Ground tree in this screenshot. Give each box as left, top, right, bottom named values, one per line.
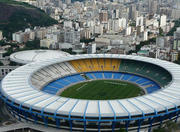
left=167, top=19, right=180, bottom=36
left=0, top=61, right=3, bottom=66
left=159, top=28, right=164, bottom=36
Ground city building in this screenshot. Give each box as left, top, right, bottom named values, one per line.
left=99, top=10, right=108, bottom=23
left=87, top=43, right=96, bottom=54
left=0, top=31, right=3, bottom=40
left=40, top=39, right=54, bottom=48
left=160, top=15, right=167, bottom=27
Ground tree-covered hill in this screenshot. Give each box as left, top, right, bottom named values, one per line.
left=0, top=0, right=58, bottom=39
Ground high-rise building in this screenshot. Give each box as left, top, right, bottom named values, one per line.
left=0, top=31, right=3, bottom=40
left=148, top=0, right=158, bottom=14
left=99, top=10, right=108, bottom=23
left=173, top=28, right=180, bottom=51
left=64, top=29, right=80, bottom=44
left=136, top=16, right=144, bottom=27
left=119, top=18, right=127, bottom=29
left=129, top=4, right=137, bottom=20
left=160, top=15, right=167, bottom=27
left=126, top=26, right=131, bottom=36
left=156, top=37, right=165, bottom=48
left=112, top=9, right=119, bottom=19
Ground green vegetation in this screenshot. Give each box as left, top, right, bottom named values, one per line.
left=60, top=80, right=144, bottom=100
left=0, top=0, right=36, bottom=7
left=2, top=39, right=47, bottom=57
left=61, top=48, right=76, bottom=55
left=9, top=61, right=18, bottom=66
left=0, top=61, right=3, bottom=66
left=80, top=38, right=95, bottom=44
left=159, top=28, right=164, bottom=36
left=128, top=38, right=156, bottom=54
left=0, top=0, right=58, bottom=39
left=129, top=22, right=136, bottom=27
left=167, top=19, right=180, bottom=36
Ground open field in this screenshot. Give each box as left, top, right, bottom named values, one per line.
left=60, top=80, right=144, bottom=100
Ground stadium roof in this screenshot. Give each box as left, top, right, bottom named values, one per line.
left=10, top=50, right=70, bottom=64
left=2, top=54, right=180, bottom=119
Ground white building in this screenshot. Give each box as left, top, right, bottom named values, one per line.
left=126, top=26, right=131, bottom=36
left=119, top=18, right=127, bottom=29
left=12, top=31, right=24, bottom=43
left=160, top=15, right=167, bottom=27
left=64, top=21, right=73, bottom=29
left=40, top=39, right=54, bottom=48
left=143, top=31, right=148, bottom=41
left=29, top=31, right=35, bottom=40
left=94, top=25, right=103, bottom=35
left=0, top=31, right=3, bottom=40
left=156, top=37, right=165, bottom=48
left=136, top=16, right=144, bottom=27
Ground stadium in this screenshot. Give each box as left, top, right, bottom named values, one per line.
left=1, top=54, right=180, bottom=132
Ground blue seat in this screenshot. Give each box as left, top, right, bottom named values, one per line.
left=56, top=79, right=71, bottom=86
left=74, top=74, right=85, bottom=81
left=136, top=78, right=150, bottom=85
left=86, top=73, right=94, bottom=79
left=104, top=72, right=112, bottom=79
left=49, top=83, right=63, bottom=88
left=141, top=81, right=154, bottom=86
left=146, top=85, right=160, bottom=93
left=42, top=86, right=59, bottom=94
left=113, top=73, right=122, bottom=79
left=65, top=76, right=78, bottom=83
left=129, top=76, right=141, bottom=82
left=122, top=74, right=132, bottom=80
left=93, top=72, right=103, bottom=79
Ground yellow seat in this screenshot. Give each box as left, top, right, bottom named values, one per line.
left=70, top=58, right=121, bottom=72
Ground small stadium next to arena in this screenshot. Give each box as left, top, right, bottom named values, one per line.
left=1, top=54, right=180, bottom=132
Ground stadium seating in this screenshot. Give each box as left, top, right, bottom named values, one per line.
left=69, top=58, right=121, bottom=72
left=31, top=62, right=77, bottom=89
left=86, top=73, right=95, bottom=79
left=93, top=72, right=103, bottom=79
left=118, top=59, right=171, bottom=87
left=104, top=72, right=113, bottom=79
left=41, top=71, right=161, bottom=95
left=36, top=58, right=171, bottom=95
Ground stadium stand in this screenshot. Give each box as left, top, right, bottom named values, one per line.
left=41, top=71, right=160, bottom=95
left=118, top=59, right=171, bottom=87
left=69, top=58, right=121, bottom=72
left=2, top=55, right=176, bottom=132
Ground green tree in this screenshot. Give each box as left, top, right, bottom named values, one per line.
left=167, top=19, right=180, bottom=36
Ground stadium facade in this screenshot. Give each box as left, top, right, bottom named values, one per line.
left=1, top=54, right=180, bottom=132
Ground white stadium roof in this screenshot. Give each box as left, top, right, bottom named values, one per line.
left=10, top=50, right=70, bottom=64
left=2, top=54, right=180, bottom=118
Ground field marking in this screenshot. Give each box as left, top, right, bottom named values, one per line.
left=104, top=81, right=127, bottom=86
left=76, top=83, right=88, bottom=91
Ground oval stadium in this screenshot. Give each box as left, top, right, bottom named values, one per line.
left=1, top=54, right=180, bottom=132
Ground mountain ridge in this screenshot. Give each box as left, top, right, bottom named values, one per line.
left=0, top=0, right=58, bottom=39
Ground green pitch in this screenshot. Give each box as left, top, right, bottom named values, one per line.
left=60, top=80, right=144, bottom=100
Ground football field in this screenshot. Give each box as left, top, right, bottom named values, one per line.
left=60, top=80, right=144, bottom=100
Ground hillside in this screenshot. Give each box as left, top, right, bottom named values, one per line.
left=0, top=0, right=58, bottom=39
